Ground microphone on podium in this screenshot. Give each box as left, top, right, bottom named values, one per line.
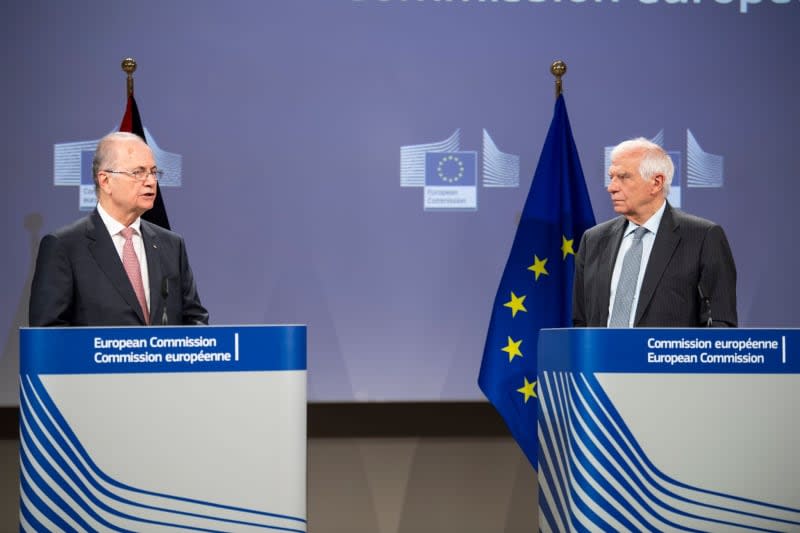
left=161, top=277, right=169, bottom=326
left=698, top=285, right=712, bottom=327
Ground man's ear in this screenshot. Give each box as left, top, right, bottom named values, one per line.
left=97, top=172, right=112, bottom=194
left=651, top=173, right=665, bottom=194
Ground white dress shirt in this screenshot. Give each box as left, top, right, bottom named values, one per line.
left=607, top=201, right=666, bottom=327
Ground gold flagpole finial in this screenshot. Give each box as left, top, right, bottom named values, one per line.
left=121, top=57, right=137, bottom=97
left=551, top=60, right=566, bottom=98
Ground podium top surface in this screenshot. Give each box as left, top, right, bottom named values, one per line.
left=538, top=328, right=800, bottom=374
left=20, top=325, right=306, bottom=375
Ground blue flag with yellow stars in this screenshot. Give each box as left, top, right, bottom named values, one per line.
left=478, top=94, right=595, bottom=470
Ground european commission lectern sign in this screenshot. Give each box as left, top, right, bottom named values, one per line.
left=19, top=325, right=307, bottom=532
left=537, top=328, right=800, bottom=532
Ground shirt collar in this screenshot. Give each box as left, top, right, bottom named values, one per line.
left=96, top=203, right=142, bottom=237
left=624, top=200, right=666, bottom=237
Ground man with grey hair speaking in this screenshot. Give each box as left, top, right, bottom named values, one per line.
left=573, top=137, right=737, bottom=327
left=29, top=132, right=209, bottom=327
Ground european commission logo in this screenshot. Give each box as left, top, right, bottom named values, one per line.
left=53, top=128, right=182, bottom=212
left=401, top=129, right=520, bottom=211
left=604, top=129, right=724, bottom=208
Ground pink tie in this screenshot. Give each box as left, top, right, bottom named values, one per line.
left=121, top=227, right=150, bottom=324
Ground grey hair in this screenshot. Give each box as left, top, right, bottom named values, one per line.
left=611, top=137, right=674, bottom=198
left=91, top=132, right=146, bottom=194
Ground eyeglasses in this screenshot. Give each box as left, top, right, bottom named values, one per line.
left=103, top=167, right=164, bottom=181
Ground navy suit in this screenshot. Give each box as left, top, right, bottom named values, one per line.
left=29, top=209, right=208, bottom=327
left=573, top=203, right=737, bottom=327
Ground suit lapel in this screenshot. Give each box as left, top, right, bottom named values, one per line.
left=595, top=217, right=627, bottom=325
left=141, top=221, right=164, bottom=324
left=86, top=210, right=147, bottom=324
left=635, top=204, right=680, bottom=325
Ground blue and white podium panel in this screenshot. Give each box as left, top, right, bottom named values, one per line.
left=537, top=328, right=800, bottom=532
left=19, top=325, right=307, bottom=532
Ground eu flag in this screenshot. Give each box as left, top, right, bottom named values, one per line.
left=478, top=95, right=595, bottom=469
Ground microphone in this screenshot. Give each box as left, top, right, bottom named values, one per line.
left=697, top=285, right=712, bottom=327
left=161, top=278, right=169, bottom=326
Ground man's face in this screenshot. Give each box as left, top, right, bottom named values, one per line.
left=98, top=139, right=157, bottom=224
left=607, top=148, right=662, bottom=224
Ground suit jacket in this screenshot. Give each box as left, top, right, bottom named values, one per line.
left=29, top=209, right=209, bottom=327
left=573, top=203, right=737, bottom=327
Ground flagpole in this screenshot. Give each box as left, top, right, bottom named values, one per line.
left=117, top=57, right=172, bottom=230
left=551, top=60, right=566, bottom=98
left=122, top=57, right=136, bottom=97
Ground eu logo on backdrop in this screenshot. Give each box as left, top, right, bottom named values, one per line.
left=604, top=129, right=724, bottom=208
left=424, top=152, right=478, bottom=211
left=401, top=128, right=520, bottom=212
left=53, top=128, right=183, bottom=212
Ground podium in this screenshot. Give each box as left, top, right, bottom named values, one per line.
left=18, top=325, right=307, bottom=532
left=537, top=328, right=800, bottom=532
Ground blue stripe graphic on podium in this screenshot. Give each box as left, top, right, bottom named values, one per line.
left=538, top=371, right=800, bottom=530
left=19, top=374, right=307, bottom=531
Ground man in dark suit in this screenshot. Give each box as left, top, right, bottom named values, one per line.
left=573, top=137, right=736, bottom=327
left=29, top=132, right=209, bottom=327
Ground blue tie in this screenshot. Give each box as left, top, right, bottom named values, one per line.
left=609, top=226, right=648, bottom=328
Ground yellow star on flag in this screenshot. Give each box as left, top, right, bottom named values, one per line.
left=561, top=235, right=575, bottom=260
left=501, top=336, right=523, bottom=362
left=517, top=377, right=537, bottom=403
left=527, top=255, right=549, bottom=281
left=503, top=292, right=527, bottom=317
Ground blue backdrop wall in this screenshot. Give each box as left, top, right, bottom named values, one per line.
left=2, top=0, right=798, bottom=404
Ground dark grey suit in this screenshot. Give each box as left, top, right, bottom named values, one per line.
left=573, top=203, right=737, bottom=327
left=29, top=209, right=209, bottom=327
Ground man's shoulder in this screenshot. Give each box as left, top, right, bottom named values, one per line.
left=669, top=206, right=719, bottom=231
left=140, top=220, right=184, bottom=244
left=49, top=213, right=94, bottom=241
left=584, top=217, right=624, bottom=239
